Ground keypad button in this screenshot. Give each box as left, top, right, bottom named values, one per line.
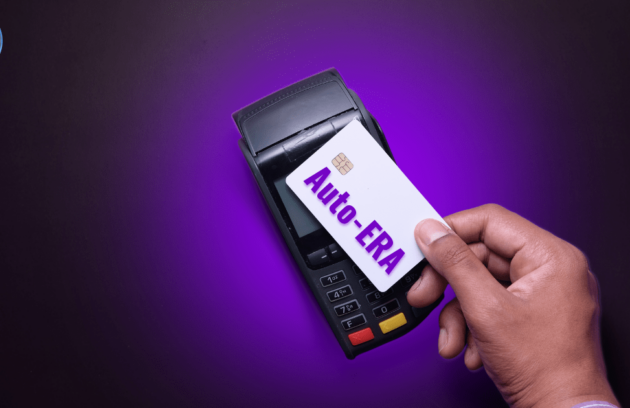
left=320, top=271, right=346, bottom=287
left=334, top=300, right=360, bottom=317
left=328, top=243, right=343, bottom=260
left=348, top=327, right=374, bottom=346
left=341, top=314, right=367, bottom=331
left=411, top=304, right=435, bottom=319
left=379, top=312, right=407, bottom=334
left=359, top=278, right=374, bottom=291
left=405, top=291, right=431, bottom=319
left=366, top=288, right=393, bottom=304
left=352, top=265, right=364, bottom=276
left=327, top=285, right=353, bottom=302
left=307, top=248, right=329, bottom=267
left=373, top=299, right=400, bottom=318
left=400, top=271, right=421, bottom=288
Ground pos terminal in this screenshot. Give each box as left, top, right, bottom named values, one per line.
left=233, top=69, right=442, bottom=359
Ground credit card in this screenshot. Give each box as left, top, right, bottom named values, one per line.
left=286, top=120, right=445, bottom=292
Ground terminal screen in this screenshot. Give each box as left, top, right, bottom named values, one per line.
left=274, top=176, right=322, bottom=238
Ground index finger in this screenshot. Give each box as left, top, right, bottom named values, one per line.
left=444, top=204, right=561, bottom=280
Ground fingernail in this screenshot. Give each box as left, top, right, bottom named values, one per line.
left=410, top=274, right=423, bottom=292
left=465, top=344, right=472, bottom=359
left=438, top=328, right=448, bottom=353
left=464, top=342, right=474, bottom=364
left=416, top=219, right=450, bottom=246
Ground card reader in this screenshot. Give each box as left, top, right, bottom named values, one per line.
left=233, top=68, right=442, bottom=359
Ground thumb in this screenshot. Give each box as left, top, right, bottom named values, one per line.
left=414, top=219, right=505, bottom=309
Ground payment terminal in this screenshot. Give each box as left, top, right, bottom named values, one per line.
left=233, top=69, right=442, bottom=359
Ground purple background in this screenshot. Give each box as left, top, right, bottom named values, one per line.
left=1, top=1, right=629, bottom=406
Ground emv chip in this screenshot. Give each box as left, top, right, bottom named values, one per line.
left=332, top=153, right=353, bottom=175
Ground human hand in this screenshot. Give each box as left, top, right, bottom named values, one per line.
left=407, top=204, right=619, bottom=408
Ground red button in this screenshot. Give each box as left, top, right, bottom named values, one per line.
left=348, top=327, right=374, bottom=346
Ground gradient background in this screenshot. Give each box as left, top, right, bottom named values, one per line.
left=1, top=1, right=629, bottom=407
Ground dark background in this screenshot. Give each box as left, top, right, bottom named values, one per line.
left=1, top=1, right=629, bottom=407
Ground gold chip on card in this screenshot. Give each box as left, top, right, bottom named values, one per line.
left=332, top=153, right=353, bottom=175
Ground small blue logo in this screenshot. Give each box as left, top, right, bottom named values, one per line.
left=0, top=28, right=3, bottom=54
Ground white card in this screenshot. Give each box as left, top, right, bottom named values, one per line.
left=286, top=120, right=445, bottom=292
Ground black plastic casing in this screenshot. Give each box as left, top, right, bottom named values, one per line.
left=233, top=69, right=441, bottom=359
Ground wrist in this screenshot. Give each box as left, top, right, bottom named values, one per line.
left=569, top=401, right=619, bottom=408
left=511, top=361, right=617, bottom=408
left=532, top=394, right=619, bottom=408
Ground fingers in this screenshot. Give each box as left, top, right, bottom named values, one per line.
left=443, top=204, right=531, bottom=258
left=407, top=265, right=448, bottom=308
left=444, top=204, right=560, bottom=281
left=415, top=219, right=506, bottom=309
left=407, top=243, right=511, bottom=309
left=439, top=298, right=485, bottom=370
left=468, top=242, right=511, bottom=282
left=464, top=331, right=483, bottom=370
left=438, top=298, right=467, bottom=359
left=587, top=270, right=601, bottom=315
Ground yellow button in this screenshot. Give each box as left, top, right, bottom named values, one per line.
left=379, top=312, right=407, bottom=334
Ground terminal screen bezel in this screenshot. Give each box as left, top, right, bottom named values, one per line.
left=259, top=148, right=336, bottom=267
left=257, top=115, right=388, bottom=269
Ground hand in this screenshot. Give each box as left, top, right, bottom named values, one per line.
left=407, top=204, right=619, bottom=408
